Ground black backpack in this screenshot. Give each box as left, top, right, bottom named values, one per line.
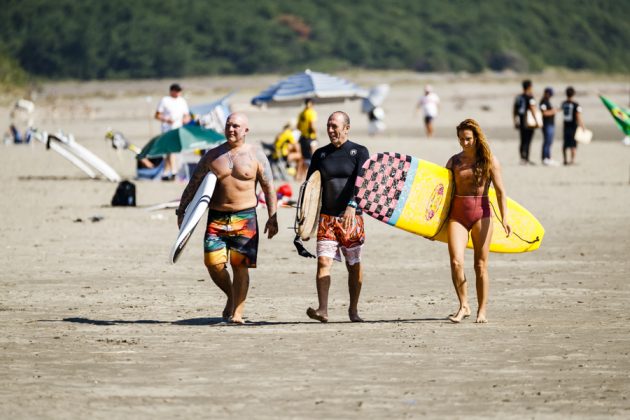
left=111, top=180, right=136, bottom=207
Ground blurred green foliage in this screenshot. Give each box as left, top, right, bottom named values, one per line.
left=0, top=0, right=628, bottom=81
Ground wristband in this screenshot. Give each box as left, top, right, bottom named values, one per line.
left=347, top=200, right=357, bottom=209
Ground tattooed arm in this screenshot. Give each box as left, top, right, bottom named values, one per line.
left=176, top=152, right=212, bottom=228
left=254, top=145, right=278, bottom=239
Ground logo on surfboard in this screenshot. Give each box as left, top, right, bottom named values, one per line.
left=425, top=184, right=445, bottom=221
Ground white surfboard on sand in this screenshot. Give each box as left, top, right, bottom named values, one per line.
left=50, top=132, right=121, bottom=182
left=145, top=200, right=180, bottom=212
left=32, top=130, right=97, bottom=179
left=169, top=172, right=217, bottom=264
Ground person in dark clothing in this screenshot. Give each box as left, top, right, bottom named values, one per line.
left=513, top=80, right=539, bottom=165
left=304, top=111, right=370, bottom=323
left=561, top=86, right=586, bottom=165
left=539, top=87, right=560, bottom=166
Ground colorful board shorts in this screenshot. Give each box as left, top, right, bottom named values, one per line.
left=204, top=207, right=258, bottom=268
left=316, top=213, right=365, bottom=265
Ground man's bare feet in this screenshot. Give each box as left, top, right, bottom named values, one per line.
left=306, top=307, right=328, bottom=323
left=230, top=316, right=245, bottom=325
left=448, top=306, right=471, bottom=323
left=349, top=310, right=364, bottom=322
left=475, top=312, right=488, bottom=323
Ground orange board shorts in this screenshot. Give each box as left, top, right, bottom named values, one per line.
left=316, top=213, right=365, bottom=264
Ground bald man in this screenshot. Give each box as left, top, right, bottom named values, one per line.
left=177, top=113, right=278, bottom=324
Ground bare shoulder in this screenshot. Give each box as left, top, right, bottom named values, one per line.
left=250, top=143, right=267, bottom=161
left=446, top=153, right=460, bottom=169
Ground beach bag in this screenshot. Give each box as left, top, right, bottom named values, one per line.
left=111, top=180, right=136, bottom=206
left=574, top=127, right=593, bottom=144
left=526, top=109, right=542, bottom=128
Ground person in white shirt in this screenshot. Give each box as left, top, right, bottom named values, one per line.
left=155, top=83, right=191, bottom=180
left=417, top=84, right=440, bottom=137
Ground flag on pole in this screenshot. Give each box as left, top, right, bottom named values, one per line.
left=599, top=95, right=630, bottom=136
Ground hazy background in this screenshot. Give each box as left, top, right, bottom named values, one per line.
left=1, top=0, right=629, bottom=87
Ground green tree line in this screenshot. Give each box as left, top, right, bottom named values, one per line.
left=0, top=0, right=628, bottom=81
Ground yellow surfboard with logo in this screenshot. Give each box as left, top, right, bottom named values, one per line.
left=354, top=153, right=544, bottom=253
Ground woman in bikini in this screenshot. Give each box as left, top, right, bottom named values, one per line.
left=446, top=119, right=511, bottom=323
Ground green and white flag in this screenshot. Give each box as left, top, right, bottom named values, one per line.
left=599, top=95, right=630, bottom=136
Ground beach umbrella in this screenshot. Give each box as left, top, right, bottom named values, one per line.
left=137, top=124, right=225, bottom=158
left=251, top=69, right=369, bottom=107
left=190, top=92, right=234, bottom=132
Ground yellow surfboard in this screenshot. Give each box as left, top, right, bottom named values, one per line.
left=355, top=153, right=544, bottom=253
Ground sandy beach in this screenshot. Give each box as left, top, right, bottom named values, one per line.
left=1, top=71, right=629, bottom=418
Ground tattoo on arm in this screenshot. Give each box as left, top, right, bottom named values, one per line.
left=255, top=146, right=277, bottom=216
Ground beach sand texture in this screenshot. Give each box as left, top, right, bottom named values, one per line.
left=1, top=72, right=629, bottom=418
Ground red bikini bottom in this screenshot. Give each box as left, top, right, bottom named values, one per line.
left=450, top=195, right=491, bottom=231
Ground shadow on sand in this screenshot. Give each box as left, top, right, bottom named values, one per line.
left=45, top=316, right=447, bottom=327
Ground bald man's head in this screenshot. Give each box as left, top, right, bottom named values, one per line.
left=225, top=112, right=250, bottom=145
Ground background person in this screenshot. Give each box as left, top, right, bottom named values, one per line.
left=273, top=120, right=302, bottom=180
left=416, top=84, right=440, bottom=137
left=304, top=111, right=370, bottom=323
left=561, top=86, right=586, bottom=166
left=445, top=119, right=511, bottom=324
left=155, top=83, right=191, bottom=180
left=539, top=87, right=560, bottom=166
left=297, top=98, right=318, bottom=180
left=176, top=112, right=278, bottom=324
left=513, top=80, right=538, bottom=165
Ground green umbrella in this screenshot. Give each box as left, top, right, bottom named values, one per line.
left=137, top=125, right=225, bottom=158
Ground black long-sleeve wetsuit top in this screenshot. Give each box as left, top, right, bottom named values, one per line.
left=306, top=140, right=370, bottom=217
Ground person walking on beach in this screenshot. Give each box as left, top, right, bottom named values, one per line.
left=561, top=86, right=586, bottom=166
left=155, top=83, right=191, bottom=180
left=540, top=87, right=560, bottom=166
left=417, top=84, right=440, bottom=137
left=446, top=119, right=511, bottom=324
left=513, top=80, right=539, bottom=165
left=297, top=98, right=318, bottom=181
left=304, top=111, right=370, bottom=323
left=176, top=112, right=278, bottom=324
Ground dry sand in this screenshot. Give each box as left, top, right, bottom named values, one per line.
left=1, top=71, right=629, bottom=419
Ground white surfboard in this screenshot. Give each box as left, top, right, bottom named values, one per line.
left=32, top=130, right=98, bottom=178
left=169, top=172, right=217, bottom=264
left=145, top=199, right=180, bottom=212
left=51, top=132, right=121, bottom=182
left=48, top=139, right=98, bottom=179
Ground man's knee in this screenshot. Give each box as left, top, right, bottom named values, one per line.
left=206, top=262, right=227, bottom=276
left=317, top=256, right=333, bottom=274
left=230, top=250, right=255, bottom=269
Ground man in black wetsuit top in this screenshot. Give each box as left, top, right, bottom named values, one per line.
left=304, top=111, right=370, bottom=323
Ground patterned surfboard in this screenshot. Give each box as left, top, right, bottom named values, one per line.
left=355, top=152, right=544, bottom=253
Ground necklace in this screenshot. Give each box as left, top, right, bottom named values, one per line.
left=226, top=151, right=234, bottom=169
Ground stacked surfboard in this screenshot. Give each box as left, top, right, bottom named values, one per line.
left=33, top=130, right=121, bottom=182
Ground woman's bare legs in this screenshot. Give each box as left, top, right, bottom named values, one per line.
left=470, top=217, right=493, bottom=323
left=447, top=221, right=471, bottom=322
